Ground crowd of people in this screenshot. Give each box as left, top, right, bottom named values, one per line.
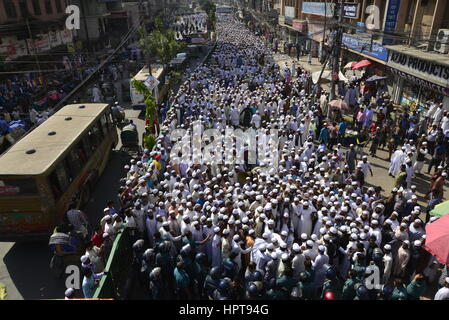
left=174, top=12, right=208, bottom=41
left=60, top=14, right=449, bottom=300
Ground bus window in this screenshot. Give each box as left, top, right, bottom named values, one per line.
left=66, top=148, right=82, bottom=178
left=54, top=162, right=70, bottom=190
left=82, top=136, right=93, bottom=158
left=96, top=121, right=104, bottom=139
left=100, top=114, right=109, bottom=134
left=105, top=111, right=113, bottom=130
left=48, top=172, right=62, bottom=200
left=76, top=140, right=88, bottom=163
left=0, top=179, right=38, bottom=197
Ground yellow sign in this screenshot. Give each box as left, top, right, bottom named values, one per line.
left=67, top=42, right=75, bottom=53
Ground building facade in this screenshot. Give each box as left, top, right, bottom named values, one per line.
left=276, top=0, right=449, bottom=109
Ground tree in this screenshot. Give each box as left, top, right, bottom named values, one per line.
left=131, top=79, right=158, bottom=150
left=138, top=16, right=186, bottom=67
left=199, top=0, right=217, bottom=32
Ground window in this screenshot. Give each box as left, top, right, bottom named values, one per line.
left=55, top=0, right=62, bottom=13
left=0, top=179, right=38, bottom=197
left=100, top=114, right=109, bottom=134
left=45, top=0, right=53, bottom=14
left=88, top=122, right=104, bottom=150
left=54, top=163, right=70, bottom=192
left=18, top=0, right=29, bottom=17
left=32, top=0, right=41, bottom=15
left=105, top=111, right=113, bottom=130
left=81, top=136, right=93, bottom=158
left=65, top=149, right=83, bottom=179
left=3, top=0, right=18, bottom=18
left=76, top=140, right=88, bottom=164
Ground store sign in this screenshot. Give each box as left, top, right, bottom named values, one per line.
left=49, top=31, right=62, bottom=48
left=293, top=21, right=308, bottom=32
left=0, top=38, right=28, bottom=61
left=342, top=3, right=360, bottom=19
left=383, top=0, right=401, bottom=45
left=342, top=33, right=389, bottom=61
left=61, top=29, right=74, bottom=44
left=285, top=6, right=295, bottom=18
left=27, top=34, right=51, bottom=53
left=387, top=67, right=449, bottom=96
left=388, top=51, right=449, bottom=88
left=302, top=2, right=335, bottom=17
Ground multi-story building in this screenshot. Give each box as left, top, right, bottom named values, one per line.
left=277, top=0, right=449, bottom=109
left=0, top=0, right=74, bottom=61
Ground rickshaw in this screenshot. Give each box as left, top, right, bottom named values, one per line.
left=49, top=228, right=85, bottom=279
left=120, top=124, right=141, bottom=154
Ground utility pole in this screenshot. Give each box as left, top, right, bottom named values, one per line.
left=330, top=0, right=344, bottom=102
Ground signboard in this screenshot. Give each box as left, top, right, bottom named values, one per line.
left=27, top=34, right=51, bottom=53
left=342, top=3, right=360, bottom=19
left=285, top=6, right=295, bottom=18
left=293, top=21, right=308, bottom=32
left=0, top=186, right=20, bottom=196
left=61, top=29, right=74, bottom=44
left=67, top=43, right=75, bottom=53
left=387, top=66, right=449, bottom=96
left=144, top=76, right=160, bottom=90
left=302, top=2, right=335, bottom=17
left=0, top=38, right=28, bottom=61
left=388, top=51, right=449, bottom=89
left=342, top=33, right=389, bottom=61
left=49, top=31, right=62, bottom=48
left=383, top=0, right=401, bottom=45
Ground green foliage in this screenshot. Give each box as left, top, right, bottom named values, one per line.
left=143, top=134, right=156, bottom=151
left=138, top=17, right=186, bottom=66
left=0, top=283, right=6, bottom=300
left=131, top=79, right=157, bottom=126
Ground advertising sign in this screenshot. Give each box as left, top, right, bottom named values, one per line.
left=383, top=0, right=401, bottom=45
left=342, top=33, right=389, bottom=61
left=342, top=3, right=360, bottom=19
left=302, top=2, right=335, bottom=17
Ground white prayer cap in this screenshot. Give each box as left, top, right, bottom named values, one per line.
left=233, top=234, right=240, bottom=241
left=214, top=227, right=220, bottom=233
left=384, top=244, right=392, bottom=251
left=318, top=245, right=326, bottom=252
left=271, top=252, right=278, bottom=259
left=414, top=240, right=422, bottom=246
left=301, top=233, right=308, bottom=240
left=259, top=244, right=267, bottom=252
left=65, top=288, right=75, bottom=298
left=293, top=243, right=301, bottom=252
left=267, top=219, right=275, bottom=225
left=262, top=232, right=270, bottom=239
left=222, top=229, right=230, bottom=235
left=306, top=240, right=314, bottom=247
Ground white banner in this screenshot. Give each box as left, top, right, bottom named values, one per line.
left=27, top=34, right=51, bottom=53
left=49, top=31, right=62, bottom=48
left=0, top=38, right=28, bottom=61
left=60, top=29, right=74, bottom=44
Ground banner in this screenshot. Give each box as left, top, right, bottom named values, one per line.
left=342, top=33, right=389, bottom=61
left=27, top=34, right=51, bottom=53
left=61, top=29, right=74, bottom=44
left=0, top=38, right=28, bottom=61
left=49, top=31, right=62, bottom=48
left=342, top=3, right=360, bottom=19
left=383, top=0, right=401, bottom=45
left=302, top=2, right=335, bottom=17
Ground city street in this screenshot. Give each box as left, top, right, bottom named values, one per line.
left=0, top=108, right=145, bottom=300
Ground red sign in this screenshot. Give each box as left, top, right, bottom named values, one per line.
left=293, top=22, right=307, bottom=32
left=0, top=186, right=20, bottom=196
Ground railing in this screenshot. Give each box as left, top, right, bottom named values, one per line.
left=93, top=228, right=133, bottom=299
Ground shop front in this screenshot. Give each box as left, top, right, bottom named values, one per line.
left=386, top=48, right=449, bottom=112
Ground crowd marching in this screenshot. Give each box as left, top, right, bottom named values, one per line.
left=60, top=14, right=449, bottom=300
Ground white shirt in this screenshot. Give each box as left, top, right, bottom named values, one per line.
left=434, top=287, right=449, bottom=300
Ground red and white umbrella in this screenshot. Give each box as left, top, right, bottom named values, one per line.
left=424, top=214, right=449, bottom=265
left=352, top=59, right=372, bottom=70
left=343, top=61, right=357, bottom=69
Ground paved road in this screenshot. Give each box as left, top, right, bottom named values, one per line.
left=0, top=108, right=144, bottom=300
